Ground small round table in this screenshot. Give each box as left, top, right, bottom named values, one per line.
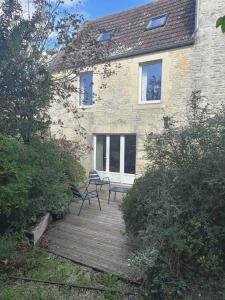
left=108, top=186, right=131, bottom=204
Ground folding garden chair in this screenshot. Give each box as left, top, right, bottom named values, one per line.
left=71, top=185, right=101, bottom=216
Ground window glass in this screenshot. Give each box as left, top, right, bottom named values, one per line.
left=124, top=135, right=136, bottom=174
left=97, top=31, right=112, bottom=42
left=147, top=15, right=167, bottom=29
left=80, top=73, right=93, bottom=106
left=110, top=135, right=120, bottom=173
left=141, top=62, right=162, bottom=102
left=96, top=135, right=106, bottom=171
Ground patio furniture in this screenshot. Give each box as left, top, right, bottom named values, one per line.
left=88, top=170, right=110, bottom=191
left=71, top=185, right=101, bottom=216
left=108, top=186, right=131, bottom=204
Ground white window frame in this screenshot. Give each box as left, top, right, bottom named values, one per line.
left=139, top=60, right=163, bottom=104
left=78, top=72, right=93, bottom=108
left=94, top=135, right=125, bottom=174
left=93, top=135, right=136, bottom=184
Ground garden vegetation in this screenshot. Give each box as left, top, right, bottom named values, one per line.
left=0, top=0, right=86, bottom=261
left=0, top=0, right=87, bottom=233
left=122, top=92, right=225, bottom=299
left=0, top=136, right=85, bottom=234
left=0, top=0, right=116, bottom=277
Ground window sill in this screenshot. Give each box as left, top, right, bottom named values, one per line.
left=136, top=101, right=164, bottom=109
left=78, top=105, right=93, bottom=110
left=139, top=100, right=161, bottom=104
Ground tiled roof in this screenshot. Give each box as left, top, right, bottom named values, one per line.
left=85, top=0, right=196, bottom=59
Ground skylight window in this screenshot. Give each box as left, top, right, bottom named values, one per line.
left=97, top=31, right=112, bottom=42
left=147, top=15, right=167, bottom=30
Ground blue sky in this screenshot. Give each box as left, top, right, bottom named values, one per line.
left=81, top=0, right=152, bottom=20
left=20, top=0, right=153, bottom=21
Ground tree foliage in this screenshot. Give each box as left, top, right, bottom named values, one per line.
left=0, top=0, right=52, bottom=143
left=122, top=92, right=225, bottom=298
left=0, top=0, right=118, bottom=238
left=0, top=0, right=113, bottom=235
left=216, top=15, right=225, bottom=33
left=0, top=0, right=115, bottom=144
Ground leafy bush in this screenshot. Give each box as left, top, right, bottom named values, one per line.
left=0, top=136, right=85, bottom=233
left=122, top=92, right=225, bottom=298
left=0, top=234, right=20, bottom=261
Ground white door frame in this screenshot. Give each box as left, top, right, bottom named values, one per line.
left=93, top=135, right=136, bottom=184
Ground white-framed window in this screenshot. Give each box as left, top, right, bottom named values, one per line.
left=140, top=60, right=162, bottom=103
left=79, top=72, right=93, bottom=107
left=95, top=135, right=136, bottom=174
left=93, top=134, right=136, bottom=184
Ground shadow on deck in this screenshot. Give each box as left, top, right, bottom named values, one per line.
left=46, top=191, right=138, bottom=282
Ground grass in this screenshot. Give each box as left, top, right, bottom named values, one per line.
left=1, top=243, right=223, bottom=299
left=0, top=247, right=141, bottom=300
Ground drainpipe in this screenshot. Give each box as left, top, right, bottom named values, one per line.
left=192, top=0, right=200, bottom=40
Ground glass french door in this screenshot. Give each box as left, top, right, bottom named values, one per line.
left=94, top=135, right=136, bottom=184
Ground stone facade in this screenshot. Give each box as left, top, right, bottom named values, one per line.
left=191, top=0, right=225, bottom=105
left=51, top=0, right=225, bottom=184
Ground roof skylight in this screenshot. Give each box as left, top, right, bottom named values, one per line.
left=147, top=15, right=167, bottom=30
left=96, top=31, right=112, bottom=42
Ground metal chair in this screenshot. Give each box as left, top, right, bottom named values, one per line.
left=71, top=185, right=101, bottom=216
left=88, top=170, right=110, bottom=191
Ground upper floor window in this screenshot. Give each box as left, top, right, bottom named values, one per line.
left=140, top=61, right=162, bottom=103
left=96, top=31, right=112, bottom=42
left=147, top=15, right=167, bottom=30
left=79, top=73, right=93, bottom=107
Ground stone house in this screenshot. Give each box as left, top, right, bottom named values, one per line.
left=51, top=0, right=225, bottom=184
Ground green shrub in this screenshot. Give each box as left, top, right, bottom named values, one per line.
left=0, top=136, right=85, bottom=233
left=0, top=137, right=32, bottom=232
left=122, top=92, right=225, bottom=298
left=0, top=234, right=20, bottom=261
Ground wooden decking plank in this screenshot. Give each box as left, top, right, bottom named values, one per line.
left=47, top=232, right=131, bottom=267
left=48, top=239, right=130, bottom=270
left=48, top=242, right=132, bottom=279
left=47, top=233, right=132, bottom=263
left=47, top=233, right=132, bottom=262
left=48, top=223, right=133, bottom=247
left=46, top=196, right=135, bottom=281
left=62, top=216, right=125, bottom=231
left=68, top=208, right=124, bottom=224
left=48, top=249, right=131, bottom=280
left=69, top=200, right=123, bottom=217
left=63, top=218, right=125, bottom=234
left=51, top=215, right=126, bottom=235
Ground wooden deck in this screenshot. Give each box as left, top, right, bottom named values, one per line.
left=46, top=191, right=138, bottom=281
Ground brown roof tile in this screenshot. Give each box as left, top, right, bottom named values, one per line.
left=86, top=0, right=196, bottom=58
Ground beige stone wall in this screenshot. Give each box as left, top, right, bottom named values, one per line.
left=190, top=0, right=225, bottom=106
left=66, top=47, right=194, bottom=177
left=51, top=0, right=225, bottom=180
